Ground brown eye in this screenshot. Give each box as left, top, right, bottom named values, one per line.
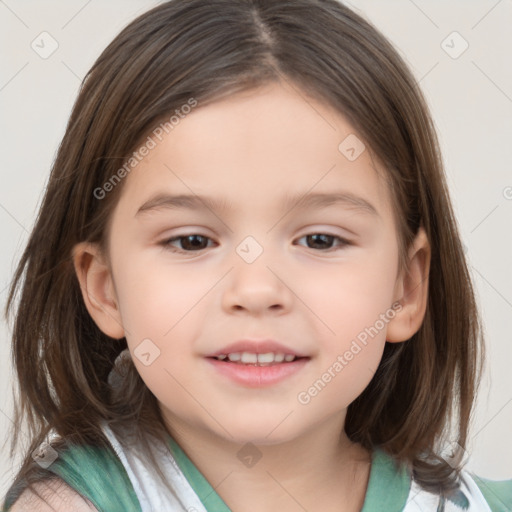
left=295, top=233, right=351, bottom=251
left=161, top=234, right=214, bottom=253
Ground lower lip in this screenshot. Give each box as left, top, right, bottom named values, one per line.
left=205, top=357, right=310, bottom=387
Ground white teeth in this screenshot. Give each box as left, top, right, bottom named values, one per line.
left=257, top=352, right=275, bottom=364
left=216, top=352, right=298, bottom=364
left=240, top=352, right=258, bottom=363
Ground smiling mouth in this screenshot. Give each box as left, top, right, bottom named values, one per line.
left=208, top=352, right=309, bottom=366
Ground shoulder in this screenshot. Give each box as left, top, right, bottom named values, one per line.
left=42, top=435, right=142, bottom=511
left=406, top=471, right=512, bottom=512
left=4, top=428, right=141, bottom=512
left=9, top=478, right=98, bottom=512
left=469, top=473, right=512, bottom=512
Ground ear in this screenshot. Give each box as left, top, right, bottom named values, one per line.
left=386, top=226, right=431, bottom=343
left=72, top=242, right=125, bottom=339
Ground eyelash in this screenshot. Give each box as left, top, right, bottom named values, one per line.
left=159, top=233, right=352, bottom=254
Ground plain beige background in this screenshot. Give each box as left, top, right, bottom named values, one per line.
left=1, top=0, right=511, bottom=499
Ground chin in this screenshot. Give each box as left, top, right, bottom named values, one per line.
left=215, top=417, right=305, bottom=447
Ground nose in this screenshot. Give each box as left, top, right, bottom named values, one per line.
left=221, top=248, right=293, bottom=316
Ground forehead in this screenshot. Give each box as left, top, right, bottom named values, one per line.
left=114, top=81, right=394, bottom=222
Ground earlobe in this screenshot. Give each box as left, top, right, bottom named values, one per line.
left=72, top=242, right=125, bottom=339
left=386, top=226, right=431, bottom=343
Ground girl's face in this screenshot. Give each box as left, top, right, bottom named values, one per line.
left=86, top=81, right=426, bottom=445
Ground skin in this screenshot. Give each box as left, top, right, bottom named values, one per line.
left=74, top=80, right=430, bottom=512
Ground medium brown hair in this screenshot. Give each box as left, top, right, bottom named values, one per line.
left=2, top=0, right=484, bottom=506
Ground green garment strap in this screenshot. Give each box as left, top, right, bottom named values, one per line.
left=360, top=448, right=411, bottom=512
left=167, top=437, right=412, bottom=512
left=47, top=443, right=142, bottom=512
left=167, top=434, right=232, bottom=511
left=472, top=474, right=512, bottom=512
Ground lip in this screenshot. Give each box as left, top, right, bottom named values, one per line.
left=205, top=357, right=310, bottom=387
left=205, top=339, right=309, bottom=358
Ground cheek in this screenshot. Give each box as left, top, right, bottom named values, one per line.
left=111, top=256, right=213, bottom=392
left=297, top=251, right=398, bottom=338
left=296, top=275, right=392, bottom=414
left=293, top=255, right=396, bottom=406
left=296, top=342, right=385, bottom=421
left=113, top=255, right=211, bottom=337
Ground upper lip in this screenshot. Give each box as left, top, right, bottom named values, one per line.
left=206, top=340, right=310, bottom=358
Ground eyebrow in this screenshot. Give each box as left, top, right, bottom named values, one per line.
left=135, top=191, right=380, bottom=218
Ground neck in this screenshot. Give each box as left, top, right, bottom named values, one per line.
left=161, top=411, right=372, bottom=512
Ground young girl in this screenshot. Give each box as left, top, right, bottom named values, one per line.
left=2, top=0, right=511, bottom=511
